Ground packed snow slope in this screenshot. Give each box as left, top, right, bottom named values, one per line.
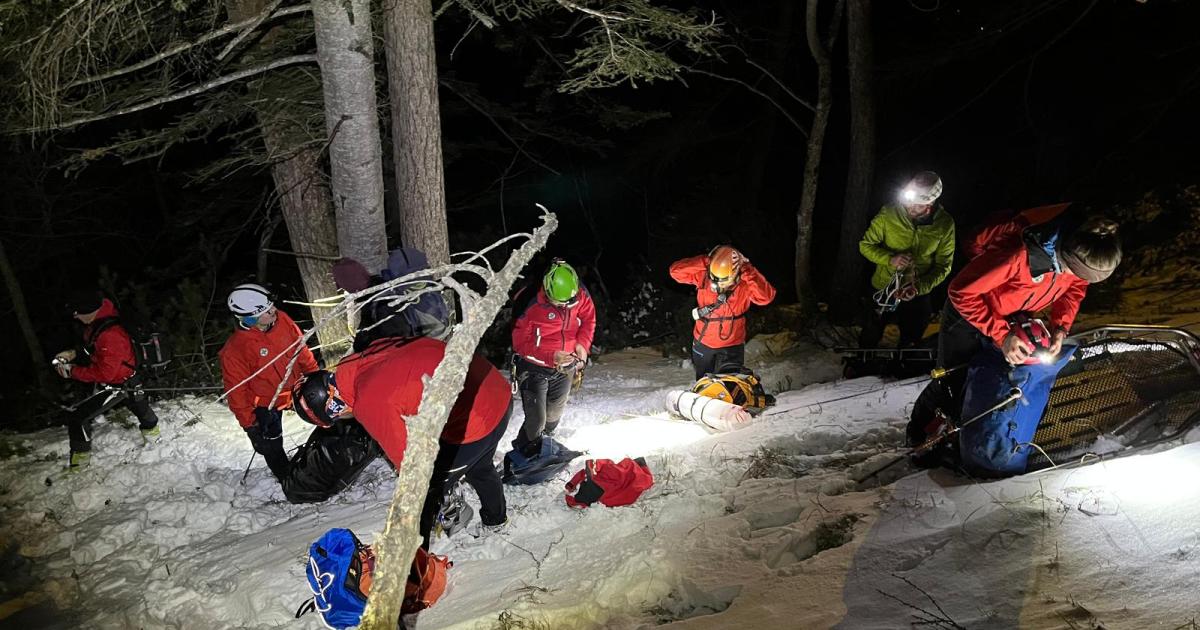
left=2, top=331, right=1200, bottom=629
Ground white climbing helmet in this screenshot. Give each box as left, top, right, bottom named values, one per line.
left=227, top=283, right=274, bottom=317
left=900, top=171, right=943, bottom=205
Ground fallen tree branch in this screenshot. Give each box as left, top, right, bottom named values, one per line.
left=360, top=210, right=558, bottom=628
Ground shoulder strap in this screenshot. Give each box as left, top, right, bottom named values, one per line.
left=87, top=317, right=122, bottom=346
left=294, top=598, right=317, bottom=619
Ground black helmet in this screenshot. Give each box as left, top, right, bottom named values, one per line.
left=292, top=371, right=350, bottom=428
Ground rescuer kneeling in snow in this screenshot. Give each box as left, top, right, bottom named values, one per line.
left=858, top=171, right=956, bottom=350
left=219, top=283, right=319, bottom=483
left=908, top=209, right=1122, bottom=474
left=670, top=245, right=776, bottom=379
left=293, top=337, right=512, bottom=544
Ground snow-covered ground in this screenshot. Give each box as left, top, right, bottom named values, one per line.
left=3, top=332, right=1200, bottom=629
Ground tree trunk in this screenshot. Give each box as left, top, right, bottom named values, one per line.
left=359, top=214, right=559, bottom=628
left=831, top=0, right=875, bottom=320
left=227, top=0, right=346, bottom=352
left=795, top=0, right=845, bottom=301
left=313, top=0, right=388, bottom=271
left=0, top=236, right=50, bottom=392
left=382, top=0, right=451, bottom=267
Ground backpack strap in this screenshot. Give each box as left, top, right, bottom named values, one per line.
left=87, top=316, right=140, bottom=374
left=294, top=598, right=317, bottom=619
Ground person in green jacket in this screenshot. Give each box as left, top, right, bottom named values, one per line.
left=858, top=171, right=956, bottom=349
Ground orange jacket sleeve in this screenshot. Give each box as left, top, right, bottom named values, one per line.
left=669, top=255, right=708, bottom=288
left=1050, top=280, right=1088, bottom=333
left=739, top=263, right=776, bottom=306
left=948, top=247, right=1021, bottom=347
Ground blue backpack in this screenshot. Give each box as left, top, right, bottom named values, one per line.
left=295, top=528, right=374, bottom=629
left=379, top=247, right=450, bottom=338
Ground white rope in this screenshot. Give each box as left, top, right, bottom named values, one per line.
left=1020, top=441, right=1059, bottom=469
left=873, top=271, right=905, bottom=314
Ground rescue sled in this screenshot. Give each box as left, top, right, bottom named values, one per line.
left=1026, top=325, right=1200, bottom=471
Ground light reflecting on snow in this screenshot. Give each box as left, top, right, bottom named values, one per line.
left=1074, top=448, right=1200, bottom=504
left=569, top=416, right=710, bottom=460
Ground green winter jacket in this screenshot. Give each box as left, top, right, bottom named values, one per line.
left=859, top=204, right=956, bottom=294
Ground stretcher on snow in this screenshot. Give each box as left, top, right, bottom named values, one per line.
left=836, top=346, right=936, bottom=379
left=1025, top=325, right=1200, bottom=471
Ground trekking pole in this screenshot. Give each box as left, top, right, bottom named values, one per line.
left=240, top=452, right=256, bottom=485
left=855, top=386, right=1023, bottom=484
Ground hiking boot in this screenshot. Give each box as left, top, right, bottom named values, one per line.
left=141, top=425, right=161, bottom=443
left=67, top=451, right=91, bottom=473
left=472, top=517, right=510, bottom=538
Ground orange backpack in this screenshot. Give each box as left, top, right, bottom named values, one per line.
left=402, top=547, right=452, bottom=614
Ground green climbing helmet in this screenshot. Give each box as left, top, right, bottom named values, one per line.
left=543, top=259, right=580, bottom=304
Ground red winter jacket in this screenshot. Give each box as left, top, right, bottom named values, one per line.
left=564, top=457, right=654, bottom=509
left=219, top=310, right=319, bottom=428
left=669, top=255, right=776, bottom=348
left=73, top=299, right=136, bottom=385
left=948, top=221, right=1089, bottom=348
left=511, top=286, right=597, bottom=368
left=332, top=338, right=513, bottom=468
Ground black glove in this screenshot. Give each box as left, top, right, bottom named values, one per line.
left=247, top=407, right=283, bottom=440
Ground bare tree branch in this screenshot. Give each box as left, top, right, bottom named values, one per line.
left=217, top=0, right=287, bottom=62
left=63, top=4, right=313, bottom=90
left=13, top=54, right=318, bottom=134
left=439, top=79, right=562, bottom=175
left=687, top=68, right=809, bottom=136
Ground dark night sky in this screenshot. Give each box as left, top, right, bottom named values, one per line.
left=3, top=0, right=1199, bottom=413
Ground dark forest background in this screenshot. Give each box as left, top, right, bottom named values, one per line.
left=3, top=0, right=1199, bottom=428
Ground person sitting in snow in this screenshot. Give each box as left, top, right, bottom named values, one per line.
left=505, top=259, right=594, bottom=484
left=857, top=171, right=956, bottom=350
left=670, top=245, right=776, bottom=380
left=332, top=248, right=451, bottom=354
left=219, top=283, right=319, bottom=483
left=54, top=289, right=161, bottom=471
left=908, top=210, right=1122, bottom=462
left=292, top=337, right=512, bottom=545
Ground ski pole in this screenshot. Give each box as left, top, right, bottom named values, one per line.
left=855, top=386, right=1023, bottom=483
left=240, top=452, right=256, bottom=485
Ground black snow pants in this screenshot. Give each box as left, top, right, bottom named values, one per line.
left=906, top=301, right=989, bottom=447
left=420, top=401, right=512, bottom=548
left=691, top=341, right=745, bottom=380
left=514, top=359, right=574, bottom=452
left=67, top=381, right=159, bottom=454
left=859, top=293, right=933, bottom=350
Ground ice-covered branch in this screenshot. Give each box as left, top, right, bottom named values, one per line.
left=359, top=209, right=558, bottom=628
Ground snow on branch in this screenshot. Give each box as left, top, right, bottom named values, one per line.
left=359, top=209, right=558, bottom=628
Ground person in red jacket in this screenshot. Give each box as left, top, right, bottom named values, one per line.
left=670, top=245, right=777, bottom=379
left=54, top=290, right=160, bottom=470
left=932, top=212, right=1122, bottom=424
left=292, top=337, right=512, bottom=545
left=219, top=283, right=318, bottom=481
left=506, top=259, right=594, bottom=483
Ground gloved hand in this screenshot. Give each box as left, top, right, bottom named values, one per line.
left=55, top=349, right=77, bottom=363
left=553, top=350, right=578, bottom=373
left=247, top=406, right=283, bottom=439
left=573, top=343, right=588, bottom=364
left=1001, top=333, right=1034, bottom=365
left=54, top=361, right=73, bottom=379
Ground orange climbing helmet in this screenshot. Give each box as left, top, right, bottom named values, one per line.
left=707, top=246, right=743, bottom=288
